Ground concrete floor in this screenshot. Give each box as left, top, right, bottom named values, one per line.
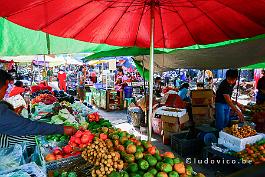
left=98, top=109, right=239, bottom=177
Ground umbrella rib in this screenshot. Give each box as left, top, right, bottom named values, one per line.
left=188, top=0, right=232, bottom=39
left=103, top=0, right=136, bottom=43
left=3, top=0, right=55, bottom=18
left=168, top=0, right=197, bottom=45
left=72, top=1, right=119, bottom=38
left=38, top=0, right=95, bottom=30
left=158, top=6, right=166, bottom=48
left=215, top=0, right=265, bottom=29
left=133, top=2, right=147, bottom=46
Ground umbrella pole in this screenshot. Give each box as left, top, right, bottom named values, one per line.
left=148, top=6, right=155, bottom=141
left=236, top=69, right=242, bottom=103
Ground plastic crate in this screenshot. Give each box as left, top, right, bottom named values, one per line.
left=171, top=132, right=203, bottom=156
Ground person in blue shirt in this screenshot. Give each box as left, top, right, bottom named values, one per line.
left=0, top=70, right=76, bottom=139
left=178, top=83, right=190, bottom=102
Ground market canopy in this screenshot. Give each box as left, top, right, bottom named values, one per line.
left=1, top=0, right=265, bottom=49
left=0, top=18, right=122, bottom=56
left=134, top=37, right=265, bottom=71
left=0, top=55, right=66, bottom=66
left=242, top=62, right=265, bottom=70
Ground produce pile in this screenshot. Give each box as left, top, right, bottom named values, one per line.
left=31, top=94, right=58, bottom=105
left=224, top=124, right=257, bottom=139
left=81, top=127, right=205, bottom=177
left=233, top=139, right=265, bottom=165
left=246, top=103, right=265, bottom=132
left=45, top=130, right=94, bottom=162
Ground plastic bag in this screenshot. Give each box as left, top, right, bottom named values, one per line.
left=0, top=144, right=26, bottom=172
left=0, top=162, right=46, bottom=177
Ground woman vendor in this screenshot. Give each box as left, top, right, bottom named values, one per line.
left=215, top=69, right=245, bottom=130
left=0, top=70, right=77, bottom=147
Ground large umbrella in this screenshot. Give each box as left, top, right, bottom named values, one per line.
left=2, top=0, right=265, bottom=140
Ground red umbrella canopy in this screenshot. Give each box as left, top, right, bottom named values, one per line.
left=1, top=0, right=265, bottom=48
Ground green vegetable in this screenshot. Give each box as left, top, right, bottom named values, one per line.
left=129, top=173, right=141, bottom=177
left=108, top=171, right=121, bottom=177
left=163, top=157, right=174, bottom=165
left=143, top=172, right=154, bottom=177
left=169, top=171, right=179, bottom=177
left=156, top=162, right=164, bottom=171
left=154, top=154, right=162, bottom=161
left=146, top=156, right=157, bottom=166
left=161, top=163, right=173, bottom=173
left=127, top=163, right=138, bottom=173
left=173, top=158, right=181, bottom=164
left=149, top=168, right=158, bottom=175
left=60, top=172, right=68, bottom=177
left=68, top=172, right=77, bottom=177
left=53, top=170, right=60, bottom=177
left=138, top=159, right=149, bottom=171
left=120, top=171, right=129, bottom=177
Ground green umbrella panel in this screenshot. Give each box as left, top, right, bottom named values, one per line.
left=0, top=18, right=122, bottom=56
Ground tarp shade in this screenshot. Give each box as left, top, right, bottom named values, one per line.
left=242, top=62, right=265, bottom=69
left=134, top=37, right=265, bottom=71
left=134, top=60, right=149, bottom=81
left=0, top=18, right=122, bottom=56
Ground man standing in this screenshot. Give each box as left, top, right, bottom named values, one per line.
left=215, top=69, right=245, bottom=130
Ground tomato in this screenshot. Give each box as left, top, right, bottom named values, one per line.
left=53, top=149, right=62, bottom=155
left=81, top=134, right=90, bottom=144
left=148, top=146, right=156, bottom=155
left=62, top=145, right=73, bottom=154
left=74, top=137, right=81, bottom=144
left=100, top=133, right=108, bottom=140
left=75, top=130, right=83, bottom=138
left=45, top=153, right=56, bottom=162
left=56, top=155, right=63, bottom=160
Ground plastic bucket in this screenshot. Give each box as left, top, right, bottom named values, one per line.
left=124, top=86, right=133, bottom=98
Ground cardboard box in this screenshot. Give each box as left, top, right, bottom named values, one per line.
left=191, top=89, right=214, bottom=99
left=193, top=115, right=214, bottom=126
left=192, top=97, right=214, bottom=106
left=161, top=113, right=189, bottom=124
left=192, top=106, right=211, bottom=115
left=162, top=122, right=180, bottom=132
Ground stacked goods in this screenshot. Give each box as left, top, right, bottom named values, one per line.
left=191, top=90, right=214, bottom=126
left=88, top=119, right=112, bottom=133
left=232, top=139, right=265, bottom=165
left=218, top=125, right=263, bottom=152
left=246, top=104, right=265, bottom=132
left=80, top=127, right=205, bottom=177
left=224, top=124, right=257, bottom=139
left=31, top=94, right=58, bottom=105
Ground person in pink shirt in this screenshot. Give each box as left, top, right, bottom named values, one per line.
left=58, top=69, right=67, bottom=92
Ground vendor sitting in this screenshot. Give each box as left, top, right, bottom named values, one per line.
left=154, top=77, right=163, bottom=97
left=215, top=69, right=245, bottom=130
left=178, top=83, right=191, bottom=102
left=0, top=70, right=77, bottom=148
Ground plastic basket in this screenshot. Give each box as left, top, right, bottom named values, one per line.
left=171, top=132, right=203, bottom=156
